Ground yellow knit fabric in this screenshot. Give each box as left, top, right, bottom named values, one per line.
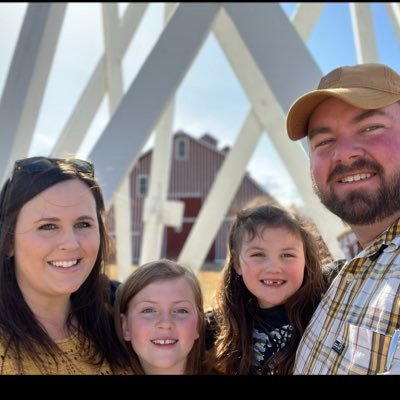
left=0, top=332, right=126, bottom=375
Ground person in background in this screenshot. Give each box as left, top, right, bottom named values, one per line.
left=114, top=259, right=212, bottom=374
left=0, top=156, right=133, bottom=374
left=286, top=63, right=400, bottom=374
left=207, top=203, right=334, bottom=374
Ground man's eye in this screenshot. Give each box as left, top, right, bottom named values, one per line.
left=363, top=125, right=382, bottom=133
left=313, top=138, right=334, bottom=148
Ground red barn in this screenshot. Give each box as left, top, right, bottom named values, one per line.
left=108, top=131, right=274, bottom=264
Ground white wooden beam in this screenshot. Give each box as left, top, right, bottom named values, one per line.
left=113, top=178, right=132, bottom=279
left=89, top=3, right=222, bottom=207
left=140, top=3, right=183, bottom=265
left=0, top=3, right=66, bottom=182
left=140, top=100, right=184, bottom=265
left=350, top=3, right=378, bottom=63
left=291, top=3, right=325, bottom=41
left=120, top=3, right=150, bottom=56
left=385, top=3, right=400, bottom=44
left=222, top=3, right=345, bottom=258
left=51, top=3, right=148, bottom=157
left=102, top=3, right=124, bottom=112
left=102, top=3, right=133, bottom=281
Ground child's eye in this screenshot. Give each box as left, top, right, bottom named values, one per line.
left=174, top=308, right=189, bottom=314
left=38, top=224, right=57, bottom=230
left=141, top=308, right=156, bottom=314
left=282, top=253, right=295, bottom=258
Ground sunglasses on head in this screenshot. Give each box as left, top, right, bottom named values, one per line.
left=13, top=157, right=94, bottom=179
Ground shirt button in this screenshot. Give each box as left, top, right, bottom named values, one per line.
left=346, top=274, right=354, bottom=283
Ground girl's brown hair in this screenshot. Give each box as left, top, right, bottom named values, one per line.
left=114, top=259, right=210, bottom=374
left=213, top=203, right=330, bottom=374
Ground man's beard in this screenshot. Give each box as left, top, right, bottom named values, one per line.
left=312, top=159, right=400, bottom=225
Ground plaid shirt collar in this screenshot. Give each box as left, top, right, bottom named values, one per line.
left=355, top=216, right=400, bottom=261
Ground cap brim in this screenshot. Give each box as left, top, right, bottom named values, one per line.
left=286, top=88, right=400, bottom=140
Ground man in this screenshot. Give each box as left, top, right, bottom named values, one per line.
left=286, top=63, right=400, bottom=374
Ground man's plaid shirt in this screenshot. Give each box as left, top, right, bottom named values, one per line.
left=294, top=218, right=400, bottom=374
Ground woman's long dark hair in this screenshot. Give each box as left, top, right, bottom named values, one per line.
left=0, top=158, right=132, bottom=373
left=213, top=204, right=330, bottom=375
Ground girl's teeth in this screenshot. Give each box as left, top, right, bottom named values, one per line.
left=152, top=339, right=177, bottom=345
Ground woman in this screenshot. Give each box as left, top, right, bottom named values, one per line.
left=0, top=156, right=133, bottom=374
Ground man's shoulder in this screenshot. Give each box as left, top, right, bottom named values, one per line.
left=322, top=259, right=346, bottom=289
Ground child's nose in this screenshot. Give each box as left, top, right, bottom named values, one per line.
left=156, top=312, right=174, bottom=328
left=264, top=259, right=283, bottom=272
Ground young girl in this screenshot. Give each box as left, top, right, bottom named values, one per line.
left=208, top=203, right=336, bottom=375
left=114, top=259, right=211, bottom=374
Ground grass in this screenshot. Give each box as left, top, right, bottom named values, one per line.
left=196, top=270, right=220, bottom=311
left=105, top=264, right=222, bottom=311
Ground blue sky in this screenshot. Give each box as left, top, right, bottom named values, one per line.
left=1, top=3, right=399, bottom=205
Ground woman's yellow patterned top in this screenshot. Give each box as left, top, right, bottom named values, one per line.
left=0, top=332, right=129, bottom=375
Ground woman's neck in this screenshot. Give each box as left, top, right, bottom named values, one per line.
left=22, top=292, right=73, bottom=340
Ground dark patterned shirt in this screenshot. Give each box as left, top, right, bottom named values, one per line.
left=251, top=304, right=292, bottom=375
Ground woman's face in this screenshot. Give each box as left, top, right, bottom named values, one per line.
left=12, top=179, right=100, bottom=304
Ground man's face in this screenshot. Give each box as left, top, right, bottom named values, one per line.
left=308, top=97, right=400, bottom=226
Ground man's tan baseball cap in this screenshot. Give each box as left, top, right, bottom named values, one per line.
left=286, top=63, right=400, bottom=141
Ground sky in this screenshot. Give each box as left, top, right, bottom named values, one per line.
left=1, top=3, right=399, bottom=206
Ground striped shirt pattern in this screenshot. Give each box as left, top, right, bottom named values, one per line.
left=294, top=218, right=400, bottom=374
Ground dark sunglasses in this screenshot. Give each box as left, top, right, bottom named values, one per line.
left=13, top=157, right=94, bottom=178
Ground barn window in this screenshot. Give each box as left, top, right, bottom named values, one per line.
left=137, top=175, right=148, bottom=197
left=175, top=137, right=189, bottom=160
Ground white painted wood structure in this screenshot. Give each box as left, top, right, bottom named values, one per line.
left=0, top=3, right=395, bottom=276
